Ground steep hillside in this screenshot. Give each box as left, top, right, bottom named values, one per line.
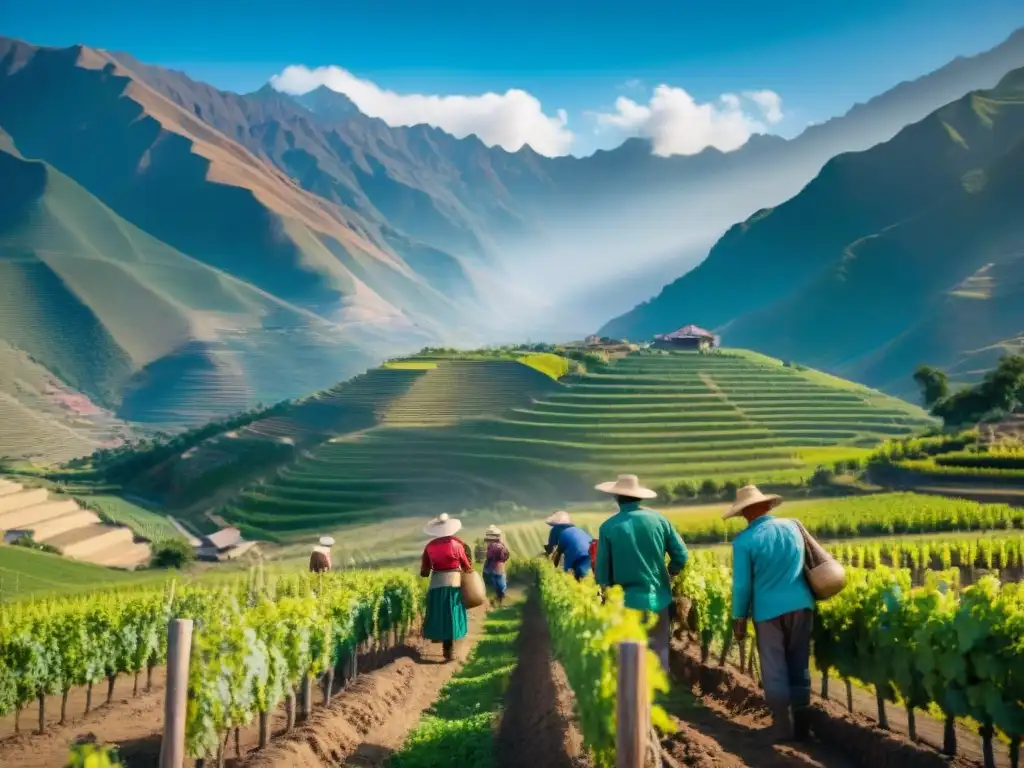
left=61, top=30, right=1024, bottom=333
left=0, top=140, right=383, bottom=427
left=0, top=39, right=473, bottom=328
left=1, top=29, right=1023, bottom=453
left=604, top=67, right=1024, bottom=395
left=216, top=351, right=932, bottom=539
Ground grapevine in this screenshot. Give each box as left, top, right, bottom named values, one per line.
left=0, top=569, right=422, bottom=761
left=674, top=553, right=1024, bottom=768
left=530, top=558, right=672, bottom=768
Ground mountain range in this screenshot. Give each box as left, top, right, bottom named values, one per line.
left=603, top=63, right=1024, bottom=399
left=1, top=29, right=1024, bottom=452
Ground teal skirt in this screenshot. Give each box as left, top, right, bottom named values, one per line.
left=423, top=586, right=468, bottom=642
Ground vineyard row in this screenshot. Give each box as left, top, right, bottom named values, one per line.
left=0, top=569, right=421, bottom=761
left=673, top=553, right=1024, bottom=768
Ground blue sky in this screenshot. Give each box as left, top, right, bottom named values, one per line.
left=5, top=0, right=1024, bottom=156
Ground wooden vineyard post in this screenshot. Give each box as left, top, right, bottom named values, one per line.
left=617, top=641, right=647, bottom=768
left=160, top=619, right=194, bottom=768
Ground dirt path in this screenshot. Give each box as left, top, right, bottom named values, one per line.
left=663, top=651, right=859, bottom=768
left=340, top=606, right=488, bottom=768
left=496, top=591, right=589, bottom=768
left=0, top=613, right=484, bottom=768
left=667, top=641, right=981, bottom=768
left=244, top=603, right=489, bottom=768
left=0, top=669, right=169, bottom=767
left=812, top=672, right=1007, bottom=767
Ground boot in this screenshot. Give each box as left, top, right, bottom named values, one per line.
left=767, top=701, right=794, bottom=742
left=442, top=640, right=454, bottom=662
left=792, top=706, right=811, bottom=741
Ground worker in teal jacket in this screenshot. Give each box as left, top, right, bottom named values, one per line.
left=726, top=485, right=815, bottom=743
left=593, top=474, right=688, bottom=674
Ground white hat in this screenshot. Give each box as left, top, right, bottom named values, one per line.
left=424, top=513, right=462, bottom=538
left=484, top=525, right=503, bottom=540
left=723, top=484, right=782, bottom=520
left=545, top=510, right=572, bottom=526
left=318, top=536, right=335, bottom=547
left=594, top=474, right=657, bottom=500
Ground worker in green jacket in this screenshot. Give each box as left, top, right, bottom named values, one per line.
left=594, top=474, right=688, bottom=673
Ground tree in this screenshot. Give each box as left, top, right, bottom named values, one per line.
left=150, top=539, right=194, bottom=569
left=981, top=354, right=1024, bottom=413
left=913, top=365, right=949, bottom=408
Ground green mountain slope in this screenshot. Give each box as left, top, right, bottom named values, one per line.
left=604, top=68, right=1024, bottom=396
left=0, top=142, right=384, bottom=429
left=90, top=30, right=1024, bottom=335
left=204, top=352, right=932, bottom=539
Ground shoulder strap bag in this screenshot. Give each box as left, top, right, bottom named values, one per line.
left=792, top=519, right=847, bottom=600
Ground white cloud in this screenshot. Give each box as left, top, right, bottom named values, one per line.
left=743, top=90, right=784, bottom=124
left=270, top=65, right=574, bottom=157
left=594, top=86, right=785, bottom=156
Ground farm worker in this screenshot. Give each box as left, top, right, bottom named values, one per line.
left=482, top=525, right=510, bottom=606
left=420, top=513, right=474, bottom=662
left=546, top=510, right=595, bottom=580
left=594, top=474, right=688, bottom=674
left=725, top=484, right=815, bottom=742
left=309, top=535, right=334, bottom=573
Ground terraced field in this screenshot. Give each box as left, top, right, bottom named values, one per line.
left=140, top=360, right=559, bottom=511
left=225, top=351, right=934, bottom=538
left=0, top=479, right=150, bottom=568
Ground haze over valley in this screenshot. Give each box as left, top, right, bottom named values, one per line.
left=1, top=16, right=1024, bottom=452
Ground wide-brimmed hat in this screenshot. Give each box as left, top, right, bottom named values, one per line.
left=318, top=536, right=335, bottom=547
left=723, top=484, right=782, bottom=520
left=545, top=510, right=572, bottom=526
left=595, top=474, right=657, bottom=500
left=424, top=513, right=462, bottom=538
left=484, top=525, right=503, bottom=540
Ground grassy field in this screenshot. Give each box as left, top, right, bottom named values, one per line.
left=6, top=490, right=1023, bottom=601
left=78, top=495, right=185, bottom=542
left=0, top=545, right=166, bottom=600
left=224, top=350, right=934, bottom=539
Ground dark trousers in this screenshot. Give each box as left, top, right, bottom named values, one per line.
left=644, top=608, right=671, bottom=674
left=755, top=608, right=813, bottom=707
left=570, top=555, right=591, bottom=581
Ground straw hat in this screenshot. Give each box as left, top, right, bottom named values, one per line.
left=594, top=474, right=657, bottom=500
left=484, top=525, right=503, bottom=541
left=424, top=513, right=462, bottom=538
left=318, top=536, right=335, bottom=548
left=545, top=510, right=572, bottom=526
left=723, top=484, right=782, bottom=520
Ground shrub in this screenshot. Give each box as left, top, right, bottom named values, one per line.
left=674, top=480, right=699, bottom=501
left=699, top=479, right=720, bottom=498
left=810, top=466, right=835, bottom=487
left=10, top=534, right=61, bottom=555
left=150, top=538, right=194, bottom=569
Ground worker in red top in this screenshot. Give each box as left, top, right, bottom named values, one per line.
left=420, top=514, right=473, bottom=661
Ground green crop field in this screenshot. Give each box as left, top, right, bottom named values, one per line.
left=223, top=350, right=934, bottom=539
left=78, top=495, right=185, bottom=542
left=0, top=545, right=166, bottom=600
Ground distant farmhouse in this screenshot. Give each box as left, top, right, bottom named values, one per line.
left=652, top=325, right=719, bottom=352
left=197, top=526, right=259, bottom=562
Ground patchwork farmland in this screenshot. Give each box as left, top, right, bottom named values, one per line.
left=224, top=350, right=934, bottom=538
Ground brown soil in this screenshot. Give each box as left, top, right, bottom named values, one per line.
left=667, top=641, right=983, bottom=768
left=0, top=618, right=479, bottom=768
left=811, top=672, right=1007, bottom=766
left=244, top=605, right=487, bottom=768
left=496, top=592, right=590, bottom=768
left=0, top=668, right=169, bottom=766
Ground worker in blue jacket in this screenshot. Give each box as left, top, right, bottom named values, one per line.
left=726, top=485, right=815, bottom=743
left=544, top=510, right=594, bottom=580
